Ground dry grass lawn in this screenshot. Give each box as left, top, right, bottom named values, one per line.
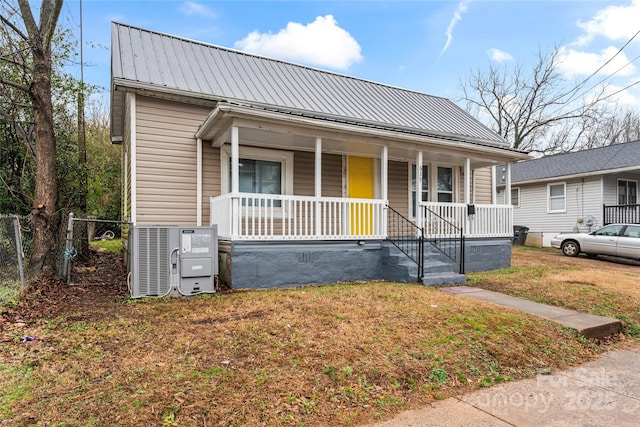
left=1, top=247, right=637, bottom=426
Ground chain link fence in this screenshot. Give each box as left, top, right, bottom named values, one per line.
left=64, top=213, right=129, bottom=285
left=0, top=214, right=31, bottom=306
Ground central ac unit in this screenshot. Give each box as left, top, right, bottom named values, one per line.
left=129, top=225, right=218, bottom=298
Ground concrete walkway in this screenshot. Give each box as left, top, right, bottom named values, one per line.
left=369, top=344, right=640, bottom=426
left=439, top=286, right=621, bottom=338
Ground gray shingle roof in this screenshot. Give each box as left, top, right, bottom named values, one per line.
left=497, top=140, right=640, bottom=184
left=110, top=22, right=511, bottom=148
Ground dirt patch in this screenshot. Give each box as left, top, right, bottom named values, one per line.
left=3, top=251, right=129, bottom=325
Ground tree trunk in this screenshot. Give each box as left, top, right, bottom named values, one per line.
left=29, top=46, right=59, bottom=274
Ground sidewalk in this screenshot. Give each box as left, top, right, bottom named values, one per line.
left=440, top=286, right=621, bottom=339
left=369, top=344, right=640, bottom=426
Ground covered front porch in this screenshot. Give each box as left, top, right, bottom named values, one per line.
left=195, top=103, right=526, bottom=288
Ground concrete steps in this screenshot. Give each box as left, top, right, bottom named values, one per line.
left=383, top=242, right=466, bottom=286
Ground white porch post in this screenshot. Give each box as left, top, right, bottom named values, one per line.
left=231, top=126, right=240, bottom=238
left=505, top=163, right=512, bottom=205
left=196, top=137, right=202, bottom=226
left=381, top=146, right=388, bottom=236
left=464, top=158, right=471, bottom=204
left=416, top=151, right=423, bottom=229
left=464, top=158, right=471, bottom=236
left=315, top=137, right=322, bottom=236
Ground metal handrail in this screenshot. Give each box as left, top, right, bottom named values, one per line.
left=422, top=205, right=465, bottom=274
left=386, top=205, right=424, bottom=280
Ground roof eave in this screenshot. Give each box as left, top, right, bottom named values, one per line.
left=498, top=164, right=640, bottom=186
left=197, top=103, right=530, bottom=162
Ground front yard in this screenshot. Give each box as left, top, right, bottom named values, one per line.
left=0, top=247, right=638, bottom=426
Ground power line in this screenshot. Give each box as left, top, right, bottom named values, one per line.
left=554, top=79, right=640, bottom=120
left=563, top=28, right=640, bottom=103
left=548, top=28, right=640, bottom=118
left=577, top=53, right=640, bottom=102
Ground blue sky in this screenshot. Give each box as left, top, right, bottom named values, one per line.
left=59, top=0, right=640, bottom=108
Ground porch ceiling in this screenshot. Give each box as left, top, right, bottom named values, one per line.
left=196, top=103, right=530, bottom=168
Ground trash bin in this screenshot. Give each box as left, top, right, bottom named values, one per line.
left=513, top=225, right=529, bottom=245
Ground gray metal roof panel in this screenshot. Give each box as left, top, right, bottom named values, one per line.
left=497, top=140, right=640, bottom=184
left=111, top=22, right=510, bottom=146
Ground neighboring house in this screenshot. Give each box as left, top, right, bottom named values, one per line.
left=110, top=23, right=529, bottom=289
left=497, top=141, right=640, bottom=247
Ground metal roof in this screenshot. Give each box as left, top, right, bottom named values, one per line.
left=497, top=140, right=640, bottom=184
left=111, top=22, right=515, bottom=150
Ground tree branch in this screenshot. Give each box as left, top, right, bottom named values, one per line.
left=16, top=0, right=38, bottom=40
left=0, top=13, right=28, bottom=41
left=0, top=76, right=29, bottom=93
left=0, top=109, right=36, bottom=156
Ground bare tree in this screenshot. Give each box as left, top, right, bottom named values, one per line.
left=460, top=47, right=610, bottom=154
left=0, top=0, right=63, bottom=274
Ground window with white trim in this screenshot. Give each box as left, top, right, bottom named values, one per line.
left=437, top=167, right=453, bottom=202
left=411, top=164, right=429, bottom=217
left=618, top=179, right=637, bottom=205
left=547, top=182, right=566, bottom=213
left=511, top=188, right=520, bottom=207
left=409, top=163, right=456, bottom=217
left=221, top=146, right=293, bottom=203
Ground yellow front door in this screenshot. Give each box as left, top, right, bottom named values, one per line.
left=348, top=156, right=374, bottom=235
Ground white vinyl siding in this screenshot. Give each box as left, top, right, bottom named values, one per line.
left=506, top=176, right=603, bottom=233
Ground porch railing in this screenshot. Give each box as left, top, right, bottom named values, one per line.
left=386, top=204, right=423, bottom=280
left=421, top=202, right=513, bottom=238
left=603, top=204, right=640, bottom=225
left=211, top=193, right=386, bottom=240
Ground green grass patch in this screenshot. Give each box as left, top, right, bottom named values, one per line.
left=0, top=279, right=21, bottom=309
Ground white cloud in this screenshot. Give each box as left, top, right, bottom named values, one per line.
left=487, top=48, right=513, bottom=63
left=600, top=83, right=639, bottom=107
left=441, top=1, right=470, bottom=55
left=557, top=46, right=637, bottom=78
left=179, top=2, right=218, bottom=19
left=234, top=15, right=362, bottom=70
left=574, top=0, right=640, bottom=46
left=562, top=1, right=640, bottom=106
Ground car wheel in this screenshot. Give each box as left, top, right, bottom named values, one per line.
left=561, top=241, right=580, bottom=257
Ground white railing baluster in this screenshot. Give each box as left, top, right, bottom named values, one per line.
left=211, top=193, right=390, bottom=240
left=422, top=202, right=513, bottom=238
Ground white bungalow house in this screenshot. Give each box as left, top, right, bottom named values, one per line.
left=496, top=141, right=640, bottom=247
left=110, top=23, right=529, bottom=289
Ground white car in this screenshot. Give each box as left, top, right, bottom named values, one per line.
left=551, top=224, right=640, bottom=260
